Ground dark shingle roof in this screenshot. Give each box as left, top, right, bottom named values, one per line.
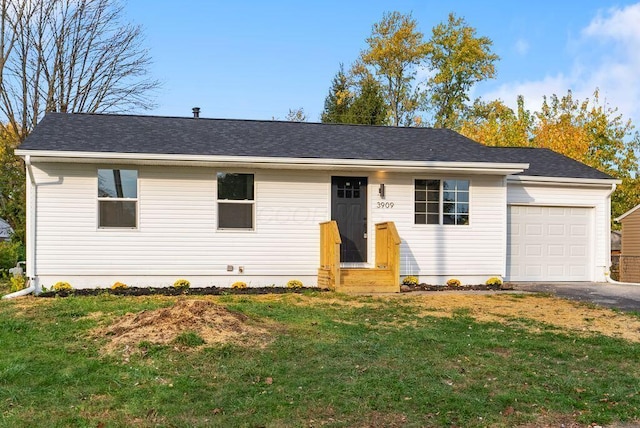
left=19, top=113, right=613, bottom=180
left=493, top=147, right=613, bottom=180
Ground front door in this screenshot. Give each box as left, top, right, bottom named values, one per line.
left=331, top=176, right=367, bottom=263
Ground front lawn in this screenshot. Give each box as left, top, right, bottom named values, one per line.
left=0, top=290, right=639, bottom=427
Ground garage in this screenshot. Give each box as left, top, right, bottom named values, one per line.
left=507, top=205, right=593, bottom=281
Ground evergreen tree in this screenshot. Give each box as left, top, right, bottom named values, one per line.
left=348, top=76, right=387, bottom=125
left=321, top=65, right=352, bottom=124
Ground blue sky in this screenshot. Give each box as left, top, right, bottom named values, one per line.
left=126, top=0, right=640, bottom=126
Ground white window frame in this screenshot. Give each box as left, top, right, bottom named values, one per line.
left=414, top=178, right=470, bottom=226
left=97, top=168, right=139, bottom=229
left=216, top=172, right=255, bottom=230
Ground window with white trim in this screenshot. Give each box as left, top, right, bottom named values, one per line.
left=217, top=172, right=254, bottom=229
left=415, top=179, right=469, bottom=225
left=98, top=169, right=138, bottom=228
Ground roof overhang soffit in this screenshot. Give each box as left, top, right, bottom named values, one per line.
left=508, top=175, right=620, bottom=187
left=15, top=150, right=529, bottom=176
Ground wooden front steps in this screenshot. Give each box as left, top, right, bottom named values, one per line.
left=318, top=221, right=401, bottom=293
left=337, top=268, right=398, bottom=293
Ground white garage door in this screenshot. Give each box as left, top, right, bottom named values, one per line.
left=507, top=205, right=592, bottom=281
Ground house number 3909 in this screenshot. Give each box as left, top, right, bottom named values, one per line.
left=377, top=202, right=394, bottom=208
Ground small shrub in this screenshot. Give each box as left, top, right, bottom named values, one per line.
left=0, top=241, right=20, bottom=270
left=9, top=275, right=26, bottom=292
left=174, top=331, right=205, bottom=347
left=52, top=281, right=73, bottom=292
left=486, top=276, right=503, bottom=286
left=446, top=278, right=461, bottom=287
left=173, top=278, right=191, bottom=290
left=402, top=276, right=419, bottom=286
left=231, top=281, right=247, bottom=289
left=287, top=279, right=303, bottom=289
left=111, top=281, right=128, bottom=290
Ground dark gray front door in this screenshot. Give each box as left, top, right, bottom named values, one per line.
left=331, top=176, right=367, bottom=263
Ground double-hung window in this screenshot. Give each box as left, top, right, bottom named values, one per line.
left=415, top=179, right=469, bottom=225
left=98, top=169, right=138, bottom=228
left=217, top=172, right=254, bottom=229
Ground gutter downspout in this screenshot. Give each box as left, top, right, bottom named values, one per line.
left=604, top=272, right=640, bottom=286
left=2, top=155, right=37, bottom=299
left=599, top=182, right=617, bottom=282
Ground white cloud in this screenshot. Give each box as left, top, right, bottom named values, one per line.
left=482, top=2, right=640, bottom=125
left=583, top=3, right=640, bottom=42
left=482, top=74, right=572, bottom=113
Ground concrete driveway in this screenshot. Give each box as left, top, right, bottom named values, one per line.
left=512, top=282, right=640, bottom=313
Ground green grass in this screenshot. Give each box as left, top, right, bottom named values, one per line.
left=0, top=290, right=639, bottom=427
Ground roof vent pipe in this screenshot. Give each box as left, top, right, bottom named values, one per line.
left=192, top=107, right=200, bottom=118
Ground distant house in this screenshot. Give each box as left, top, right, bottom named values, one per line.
left=15, top=112, right=618, bottom=292
left=611, top=230, right=622, bottom=255
left=610, top=230, right=622, bottom=280
left=616, top=206, right=640, bottom=282
left=0, top=219, right=12, bottom=242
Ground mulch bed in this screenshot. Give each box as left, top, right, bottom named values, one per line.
left=402, top=283, right=514, bottom=292
left=38, top=283, right=513, bottom=297
left=38, top=286, right=328, bottom=298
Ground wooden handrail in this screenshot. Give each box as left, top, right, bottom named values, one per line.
left=375, top=222, right=401, bottom=287
left=319, top=221, right=341, bottom=290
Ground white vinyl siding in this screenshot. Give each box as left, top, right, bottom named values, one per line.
left=370, top=174, right=506, bottom=280
left=32, top=161, right=612, bottom=288
left=31, top=163, right=328, bottom=286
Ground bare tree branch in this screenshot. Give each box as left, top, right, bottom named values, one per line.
left=0, top=0, right=159, bottom=141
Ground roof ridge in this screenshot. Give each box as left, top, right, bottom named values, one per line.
left=61, top=112, right=440, bottom=130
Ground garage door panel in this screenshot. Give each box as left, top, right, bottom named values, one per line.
left=525, top=244, right=542, bottom=256
left=507, top=205, right=592, bottom=281
left=526, top=206, right=543, bottom=215
left=548, top=224, right=565, bottom=235
left=547, top=265, right=565, bottom=276
left=571, top=224, right=587, bottom=237
left=548, top=207, right=566, bottom=216
left=548, top=245, right=565, bottom=257
left=526, top=224, right=542, bottom=235
left=525, top=265, right=542, bottom=276
left=570, top=245, right=586, bottom=257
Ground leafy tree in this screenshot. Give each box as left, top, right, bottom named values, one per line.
left=0, top=0, right=159, bottom=245
left=533, top=90, right=640, bottom=223
left=459, top=90, right=640, bottom=224
left=0, top=126, right=24, bottom=242
left=358, top=11, right=429, bottom=126
left=285, top=107, right=307, bottom=122
left=0, top=0, right=159, bottom=141
left=426, top=13, right=499, bottom=129
left=459, top=96, right=533, bottom=147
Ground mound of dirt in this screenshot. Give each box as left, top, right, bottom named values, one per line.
left=98, top=299, right=272, bottom=356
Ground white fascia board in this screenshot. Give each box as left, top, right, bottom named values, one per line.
left=616, top=203, right=640, bottom=222
left=15, top=149, right=529, bottom=175
left=507, top=174, right=620, bottom=187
